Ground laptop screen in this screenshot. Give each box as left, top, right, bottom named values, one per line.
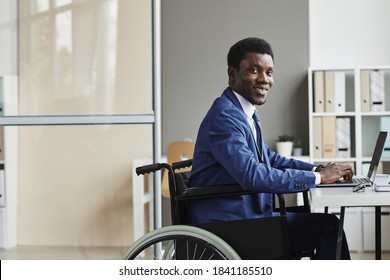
left=368, top=131, right=388, bottom=180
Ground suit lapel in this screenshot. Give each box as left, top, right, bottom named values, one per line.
left=223, top=88, right=263, bottom=162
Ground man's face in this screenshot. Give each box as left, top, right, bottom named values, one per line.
left=228, top=52, right=274, bottom=106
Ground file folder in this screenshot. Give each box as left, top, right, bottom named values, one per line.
left=334, top=72, right=346, bottom=113
left=0, top=169, right=4, bottom=206
left=370, top=70, right=385, bottom=112
left=324, top=71, right=335, bottom=112
left=336, top=117, right=351, bottom=158
left=322, top=116, right=337, bottom=158
left=360, top=70, right=371, bottom=112
left=0, top=127, right=3, bottom=161
left=0, top=79, right=3, bottom=116
left=313, top=71, right=325, bottom=112
left=324, top=71, right=346, bottom=113
left=313, top=117, right=323, bottom=158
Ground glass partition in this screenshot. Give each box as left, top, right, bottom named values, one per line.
left=0, top=0, right=158, bottom=254
left=15, top=124, right=153, bottom=247
left=17, top=0, right=153, bottom=116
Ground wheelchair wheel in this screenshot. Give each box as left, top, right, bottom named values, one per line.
left=122, top=225, right=241, bottom=260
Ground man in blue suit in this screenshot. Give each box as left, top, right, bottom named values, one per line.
left=188, top=37, right=353, bottom=259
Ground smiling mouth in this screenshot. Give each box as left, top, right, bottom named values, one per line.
left=254, top=87, right=268, bottom=94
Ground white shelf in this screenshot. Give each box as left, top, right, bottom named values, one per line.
left=308, top=66, right=390, bottom=252
left=308, top=66, right=390, bottom=174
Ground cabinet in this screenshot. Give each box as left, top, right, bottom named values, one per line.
left=362, top=207, right=390, bottom=251
left=308, top=66, right=390, bottom=252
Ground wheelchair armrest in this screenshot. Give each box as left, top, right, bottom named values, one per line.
left=178, top=184, right=249, bottom=199
left=178, top=184, right=287, bottom=216
left=273, top=190, right=311, bottom=214
left=290, top=190, right=311, bottom=213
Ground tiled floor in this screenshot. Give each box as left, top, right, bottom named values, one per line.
left=0, top=246, right=389, bottom=260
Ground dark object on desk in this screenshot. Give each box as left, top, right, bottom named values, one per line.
left=317, top=131, right=387, bottom=188
left=352, top=183, right=366, bottom=193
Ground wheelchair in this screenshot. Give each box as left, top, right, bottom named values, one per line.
left=122, top=159, right=312, bottom=260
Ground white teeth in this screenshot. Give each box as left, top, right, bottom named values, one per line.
left=255, top=87, right=267, bottom=94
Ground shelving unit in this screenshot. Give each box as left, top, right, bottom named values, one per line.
left=308, top=66, right=390, bottom=175
left=308, top=66, right=390, bottom=252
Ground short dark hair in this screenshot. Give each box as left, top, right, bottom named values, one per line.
left=227, top=37, right=274, bottom=69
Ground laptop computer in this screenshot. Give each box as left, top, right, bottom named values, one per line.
left=317, top=131, right=388, bottom=188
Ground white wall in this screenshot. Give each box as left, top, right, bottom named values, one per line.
left=162, top=0, right=310, bottom=153
left=310, top=0, right=390, bottom=67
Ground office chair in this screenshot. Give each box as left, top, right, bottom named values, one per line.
left=161, top=141, right=195, bottom=197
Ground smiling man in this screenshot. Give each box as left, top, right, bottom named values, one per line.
left=188, top=37, right=353, bottom=259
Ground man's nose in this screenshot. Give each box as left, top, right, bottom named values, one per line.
left=257, top=73, right=269, bottom=83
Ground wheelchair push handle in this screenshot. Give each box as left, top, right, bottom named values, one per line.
left=136, top=162, right=172, bottom=175
left=172, top=159, right=193, bottom=170
left=136, top=163, right=162, bottom=175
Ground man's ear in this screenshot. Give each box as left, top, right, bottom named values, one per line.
left=227, top=66, right=236, bottom=81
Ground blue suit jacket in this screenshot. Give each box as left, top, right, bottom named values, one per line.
left=188, top=87, right=316, bottom=223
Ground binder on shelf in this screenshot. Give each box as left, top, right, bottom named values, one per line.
left=336, top=117, right=351, bottom=158
left=380, top=116, right=390, bottom=158
left=334, top=72, right=346, bottom=112
left=0, top=78, right=3, bottom=116
left=0, top=169, right=4, bottom=206
left=324, top=71, right=335, bottom=112
left=360, top=70, right=371, bottom=112
left=324, top=71, right=346, bottom=113
left=370, top=70, right=385, bottom=112
left=322, top=116, right=337, bottom=158
left=313, top=71, right=325, bottom=112
left=313, top=117, right=323, bottom=158
left=0, top=127, right=3, bottom=161
left=325, top=71, right=345, bottom=113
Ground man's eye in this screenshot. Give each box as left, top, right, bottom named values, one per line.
left=249, top=68, right=258, bottom=73
left=267, top=71, right=273, bottom=76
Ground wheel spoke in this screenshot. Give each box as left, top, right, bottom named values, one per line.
left=122, top=225, right=241, bottom=260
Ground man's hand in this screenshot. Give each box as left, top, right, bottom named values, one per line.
left=318, top=162, right=354, bottom=184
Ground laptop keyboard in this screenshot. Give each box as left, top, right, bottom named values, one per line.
left=353, top=177, right=372, bottom=184
left=337, top=177, right=372, bottom=185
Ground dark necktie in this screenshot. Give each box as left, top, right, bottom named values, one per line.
left=252, top=111, right=263, bottom=160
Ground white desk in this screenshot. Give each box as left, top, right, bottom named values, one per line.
left=310, top=186, right=390, bottom=259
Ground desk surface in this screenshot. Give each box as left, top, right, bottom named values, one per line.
left=310, top=187, right=390, bottom=208
left=309, top=183, right=390, bottom=260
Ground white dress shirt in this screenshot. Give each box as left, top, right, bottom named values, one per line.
left=233, top=91, right=321, bottom=185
